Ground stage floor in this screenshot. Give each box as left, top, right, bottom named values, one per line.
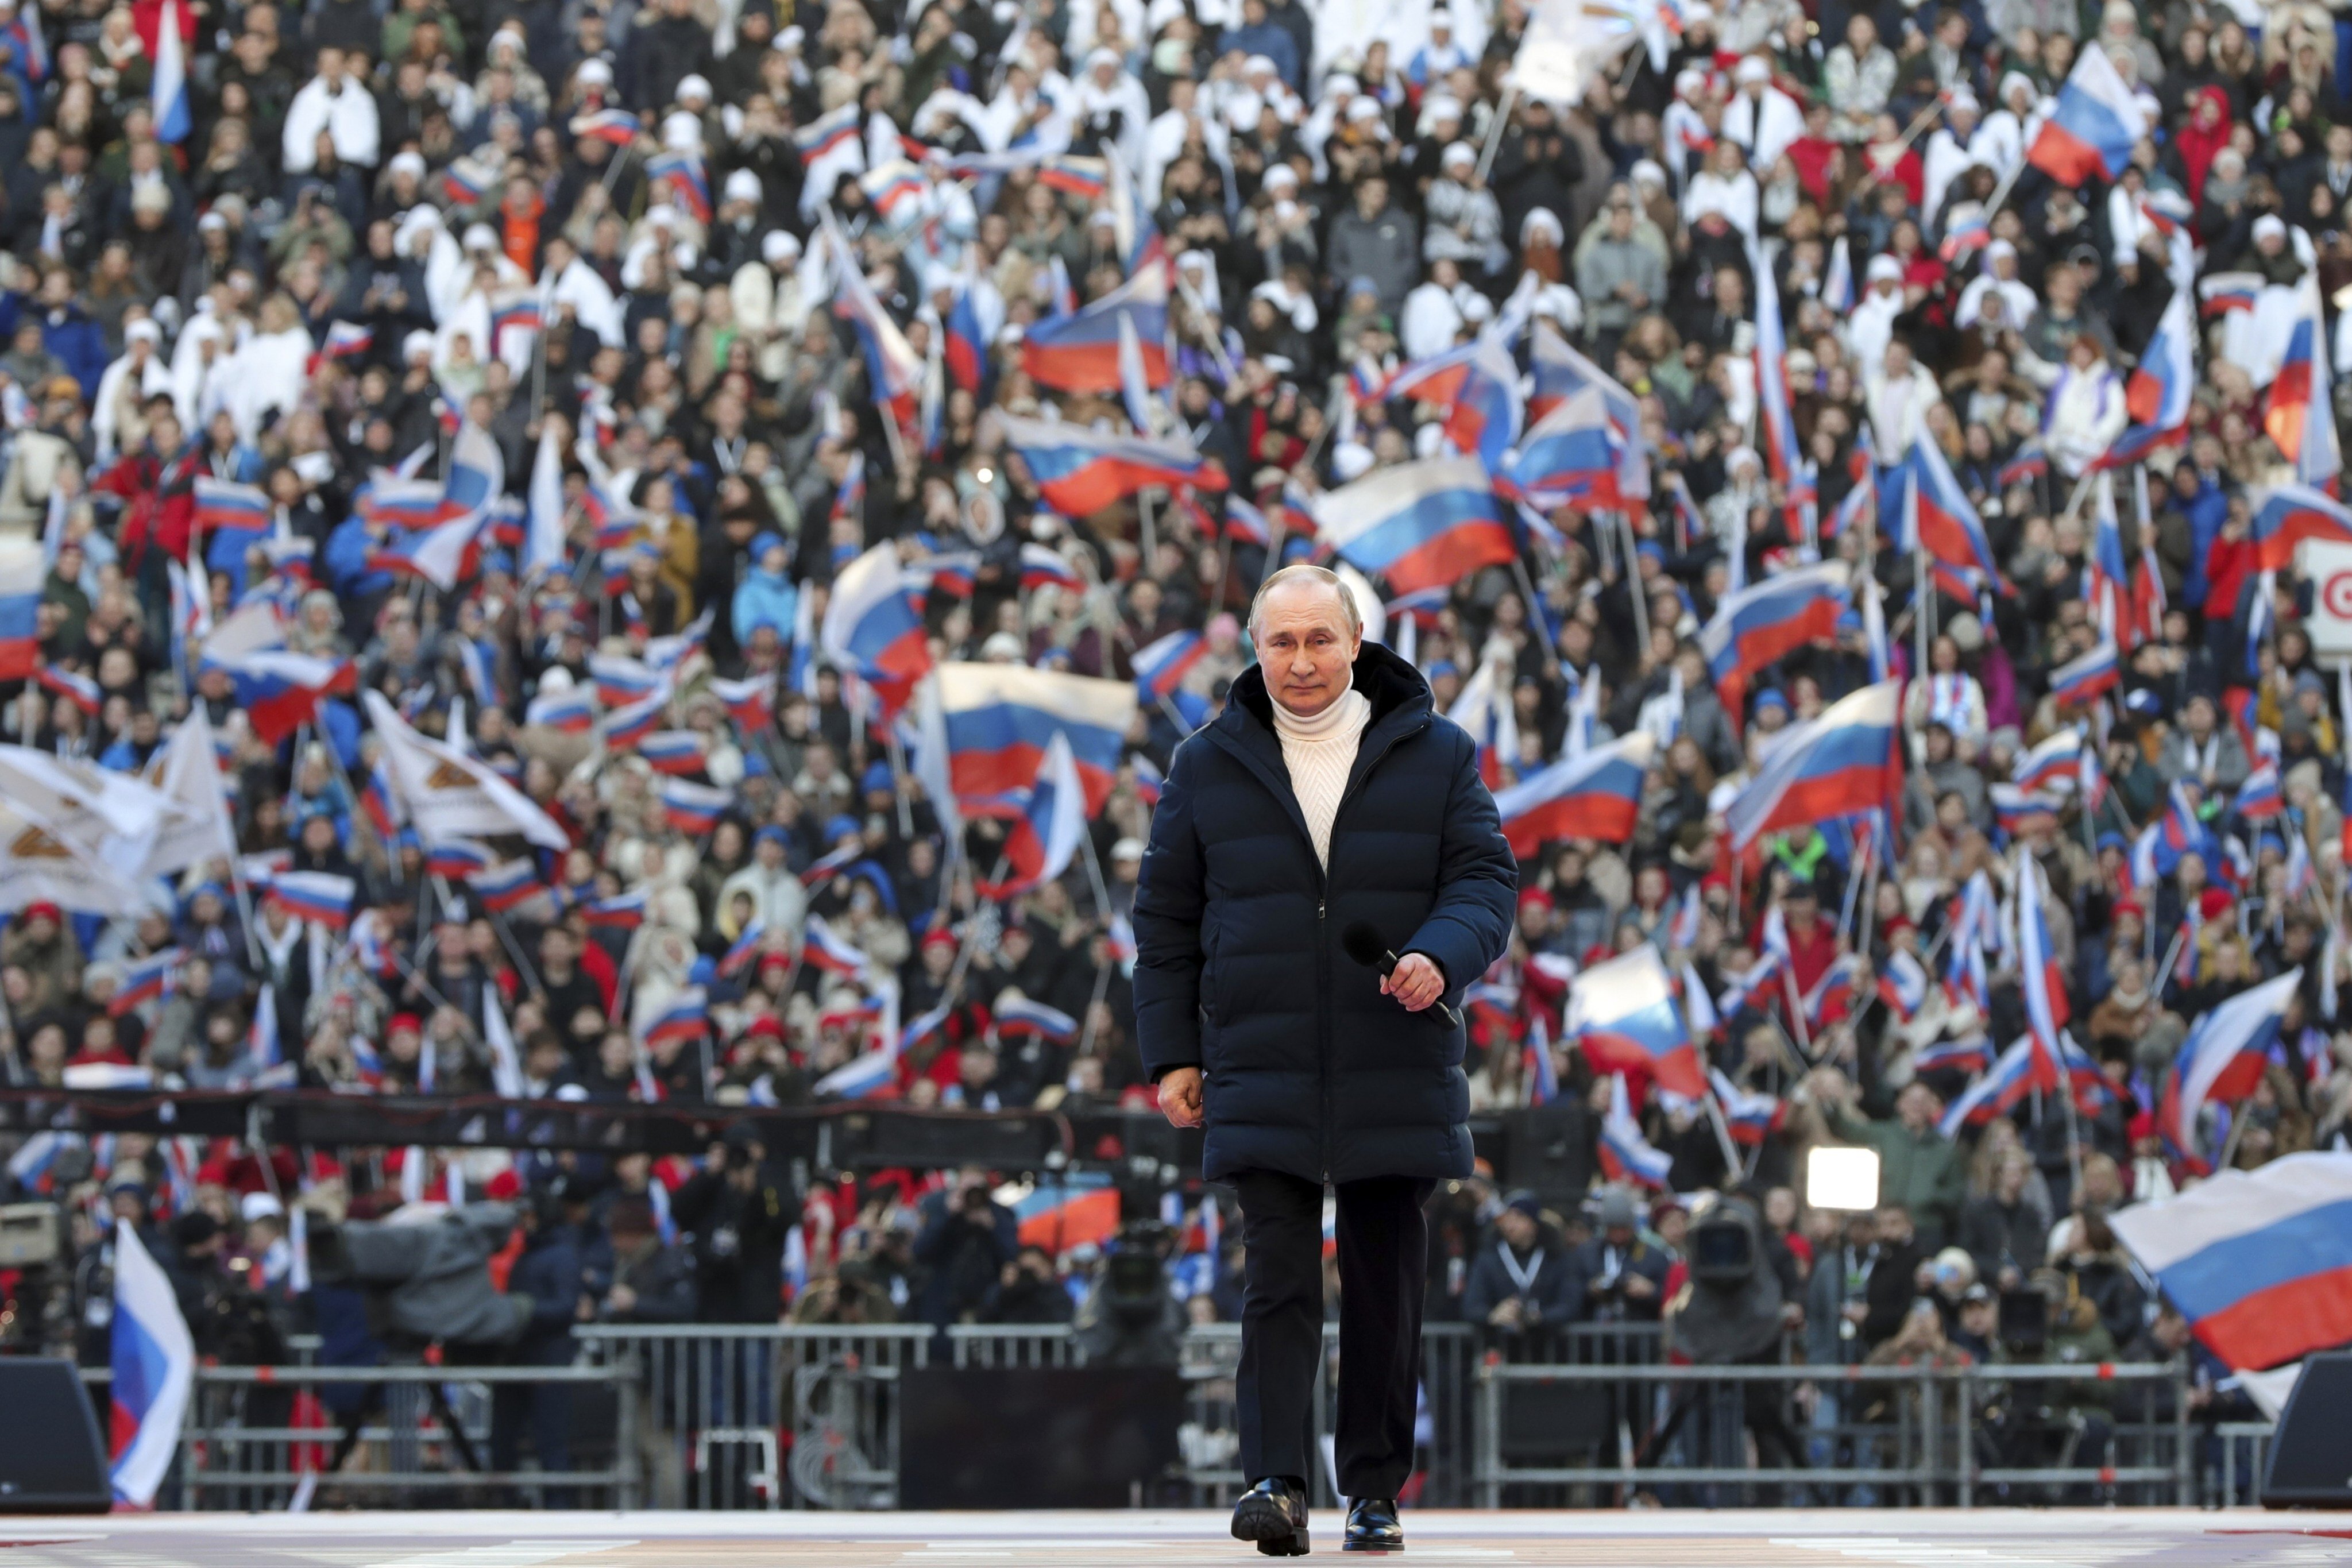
left=0, top=1510, right=2346, bottom=1566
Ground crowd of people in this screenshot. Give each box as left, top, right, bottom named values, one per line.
left=0, top=0, right=2336, bottom=1500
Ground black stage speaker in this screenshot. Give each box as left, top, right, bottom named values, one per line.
left=0, top=1358, right=111, bottom=1512
left=1504, top=1106, right=1594, bottom=1205
left=902, top=1367, right=1183, bottom=1508
left=2264, top=1352, right=2352, bottom=1507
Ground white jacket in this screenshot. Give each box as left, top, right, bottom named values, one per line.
left=281, top=76, right=381, bottom=173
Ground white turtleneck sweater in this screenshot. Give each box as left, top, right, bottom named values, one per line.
left=1270, top=688, right=1372, bottom=868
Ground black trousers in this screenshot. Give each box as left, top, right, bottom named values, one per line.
left=1229, top=1169, right=1436, bottom=1500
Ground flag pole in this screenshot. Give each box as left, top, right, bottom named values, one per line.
left=1474, top=84, right=1518, bottom=186
left=1701, top=1091, right=1741, bottom=1176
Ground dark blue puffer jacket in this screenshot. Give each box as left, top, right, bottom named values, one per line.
left=1132, top=644, right=1518, bottom=1185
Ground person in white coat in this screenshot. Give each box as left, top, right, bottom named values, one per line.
left=1071, top=47, right=1151, bottom=171
left=281, top=47, right=381, bottom=175
left=1723, top=56, right=1803, bottom=175
left=91, top=318, right=172, bottom=464
left=1956, top=241, right=2040, bottom=328
left=1922, top=90, right=2003, bottom=227
left=1847, top=253, right=1907, bottom=370
left=1681, top=140, right=1760, bottom=242
left=2041, top=336, right=2130, bottom=476
left=1865, top=337, right=1944, bottom=455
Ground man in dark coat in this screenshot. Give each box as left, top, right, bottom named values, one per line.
left=1136, top=565, right=1516, bottom=1556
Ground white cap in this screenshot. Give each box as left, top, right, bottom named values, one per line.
left=646, top=203, right=679, bottom=228
left=1346, top=96, right=1381, bottom=122
left=578, top=59, right=613, bottom=86
left=1413, top=422, right=1446, bottom=458
left=662, top=110, right=702, bottom=150
left=763, top=229, right=801, bottom=264
left=1867, top=254, right=1904, bottom=283
left=1264, top=163, right=1299, bottom=190
left=462, top=222, right=499, bottom=250
left=1441, top=140, right=1475, bottom=169
left=676, top=73, right=712, bottom=102
left=197, top=210, right=226, bottom=231
left=1460, top=293, right=1494, bottom=323
left=1243, top=53, right=1277, bottom=75
left=1946, top=87, right=1979, bottom=113
left=725, top=168, right=762, bottom=202
left=1986, top=238, right=2017, bottom=262
left=126, top=318, right=160, bottom=344
left=777, top=24, right=804, bottom=48
left=241, top=1192, right=284, bottom=1223
left=389, top=150, right=426, bottom=180
left=1324, top=73, right=1360, bottom=99
left=1674, top=67, right=1707, bottom=98
left=2256, top=213, right=2287, bottom=242
left=403, top=329, right=435, bottom=359
left=1431, top=6, right=1453, bottom=25
left=1089, top=45, right=1122, bottom=71
left=1333, top=441, right=1374, bottom=480
left=1423, top=94, right=1462, bottom=122
left=1520, top=207, right=1563, bottom=245
left=1734, top=56, right=1770, bottom=84
left=1630, top=158, right=1667, bottom=187
left=1226, top=91, right=1263, bottom=129
left=672, top=241, right=698, bottom=271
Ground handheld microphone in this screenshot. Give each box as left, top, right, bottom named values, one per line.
left=1340, top=922, right=1463, bottom=1030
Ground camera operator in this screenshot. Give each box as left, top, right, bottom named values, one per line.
left=913, top=1166, right=1017, bottom=1328
left=1463, top=1191, right=1576, bottom=1343
left=1655, top=1193, right=1806, bottom=1477
left=1859, top=1204, right=1932, bottom=1351
left=1570, top=1188, right=1668, bottom=1323
left=979, top=1243, right=1076, bottom=1325
left=1073, top=1222, right=1186, bottom=1367
left=672, top=1126, right=794, bottom=1322
left=597, top=1196, right=697, bottom=1324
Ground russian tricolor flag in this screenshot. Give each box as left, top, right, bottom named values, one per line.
left=108, top=1219, right=194, bottom=1507
left=0, top=538, right=43, bottom=679
left=937, top=661, right=1137, bottom=815
left=37, top=665, right=100, bottom=715
left=1710, top=1068, right=1785, bottom=1145
left=2048, top=639, right=2122, bottom=708
left=1317, top=455, right=1517, bottom=600
left=2110, top=1148, right=2352, bottom=1372
left=1019, top=544, right=1086, bottom=594
left=1938, top=1037, right=2053, bottom=1136
left=1132, top=629, right=1207, bottom=702
left=1490, top=731, right=1653, bottom=857
left=794, top=104, right=859, bottom=164
left=946, top=278, right=997, bottom=395
left=1723, top=679, right=1902, bottom=849
left=997, top=414, right=1226, bottom=516
left=720, top=917, right=767, bottom=978
left=638, top=731, right=705, bottom=775
left=1568, top=946, right=1706, bottom=1099
left=1022, top=265, right=1170, bottom=396
left=648, top=150, right=712, bottom=222
left=2235, top=760, right=2284, bottom=821
left=659, top=777, right=732, bottom=835
left=997, top=996, right=1079, bottom=1043
left=706, top=674, right=775, bottom=735
left=470, top=858, right=546, bottom=915
left=2127, top=288, right=2195, bottom=432
left=1501, top=385, right=1622, bottom=508
left=1696, top=561, right=1849, bottom=721
left=2250, top=481, right=2352, bottom=571
left=2012, top=729, right=2085, bottom=797
left=424, top=839, right=492, bottom=880
left=208, top=650, right=358, bottom=743
left=582, top=889, right=648, bottom=928
left=572, top=107, right=640, bottom=145
left=2014, top=852, right=2070, bottom=1078
left=601, top=689, right=667, bottom=750
left=1527, top=322, right=1650, bottom=505
left=642, top=986, right=708, bottom=1048
left=1377, top=334, right=1522, bottom=469
left=2027, top=41, right=2148, bottom=184
left=1902, top=431, right=2008, bottom=590
left=1914, top=1034, right=1995, bottom=1076
left=821, top=542, right=932, bottom=713
left=526, top=686, right=598, bottom=733
left=802, top=914, right=872, bottom=978
left=193, top=475, right=270, bottom=539
left=2157, top=968, right=2299, bottom=1173
left=1597, top=1073, right=1675, bottom=1188
left=149, top=0, right=188, bottom=143
left=1878, top=948, right=1930, bottom=1021
left=975, top=729, right=1087, bottom=899
left=271, top=870, right=356, bottom=928
left=110, top=948, right=181, bottom=1016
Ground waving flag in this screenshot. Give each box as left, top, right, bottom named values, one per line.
left=656, top=778, right=732, bottom=836
left=1915, top=1034, right=1995, bottom=1076
left=997, top=414, right=1226, bottom=515
left=109, top=1218, right=194, bottom=1507
left=1132, top=630, right=1206, bottom=702
left=1501, top=385, right=1623, bottom=508
left=2111, top=1150, right=2352, bottom=1371
left=975, top=731, right=1087, bottom=899
left=469, top=858, right=549, bottom=916
left=149, top=0, right=188, bottom=142
left=1492, top=732, right=1653, bottom=856
left=1938, top=1037, right=2055, bottom=1136
left=525, top=685, right=597, bottom=733
left=2268, top=279, right=2340, bottom=489
left=2027, top=40, right=2148, bottom=183
left=1318, top=455, right=1517, bottom=600
left=582, top=889, right=648, bottom=929
left=2048, top=639, right=2121, bottom=707
left=111, top=948, right=181, bottom=1015
left=2250, top=483, right=2352, bottom=570
left=2158, top=968, right=2299, bottom=1173
left=1021, top=265, right=1169, bottom=394
left=363, top=690, right=569, bottom=850
left=1568, top=945, right=1705, bottom=1098
left=1376, top=334, right=1523, bottom=469
left=802, top=914, right=872, bottom=979
left=368, top=509, right=488, bottom=589
left=37, top=664, right=99, bottom=716
left=1878, top=948, right=1930, bottom=1021
left=824, top=214, right=924, bottom=435
left=1724, top=680, right=1902, bottom=849
left=1711, top=1068, right=1786, bottom=1145
left=270, top=870, right=354, bottom=928
left=936, top=661, right=1137, bottom=814
left=2126, top=287, right=2195, bottom=435
left=820, top=541, right=931, bottom=713
left=2235, top=760, right=2284, bottom=821
left=1527, top=320, right=1649, bottom=504
left=1752, top=251, right=1809, bottom=542
left=998, top=996, right=1080, bottom=1042
left=572, top=107, right=639, bottom=145
left=642, top=986, right=708, bottom=1048
left=207, top=650, right=357, bottom=743
left=1903, top=431, right=2009, bottom=590
left=794, top=103, right=859, bottom=164
left=2014, top=853, right=2070, bottom=1077
left=2012, top=729, right=2085, bottom=797
left=2085, top=472, right=2133, bottom=640
left=1598, top=1074, right=1674, bottom=1188
left=1697, top=562, right=1849, bottom=723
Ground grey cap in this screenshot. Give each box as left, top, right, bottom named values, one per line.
left=1597, top=1188, right=1640, bottom=1229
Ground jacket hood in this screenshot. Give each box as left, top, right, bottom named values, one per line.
left=1226, top=640, right=1433, bottom=734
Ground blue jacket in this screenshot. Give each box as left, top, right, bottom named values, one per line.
left=1133, top=644, right=1517, bottom=1184
left=731, top=565, right=797, bottom=645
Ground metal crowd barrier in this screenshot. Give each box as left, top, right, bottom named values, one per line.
left=2215, top=1420, right=2277, bottom=1507
left=1471, top=1358, right=2196, bottom=1508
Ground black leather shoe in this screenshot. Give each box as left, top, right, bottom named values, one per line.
left=1343, top=1496, right=1404, bottom=1552
left=1231, top=1477, right=1310, bottom=1557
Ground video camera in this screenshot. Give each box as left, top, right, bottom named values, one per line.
left=1671, top=1196, right=1785, bottom=1366
left=305, top=1202, right=530, bottom=1352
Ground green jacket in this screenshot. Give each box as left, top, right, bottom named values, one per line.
left=1824, top=1105, right=1969, bottom=1247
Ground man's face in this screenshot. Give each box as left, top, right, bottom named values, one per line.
left=1896, top=1084, right=1936, bottom=1131
left=1498, top=1208, right=1535, bottom=1248
left=1252, top=578, right=1361, bottom=719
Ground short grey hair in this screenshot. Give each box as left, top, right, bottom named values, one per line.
left=1247, top=564, right=1361, bottom=642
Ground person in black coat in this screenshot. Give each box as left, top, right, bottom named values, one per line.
left=493, top=1195, right=585, bottom=1505
left=1462, top=1192, right=1578, bottom=1338
left=670, top=1125, right=794, bottom=1323
left=1136, top=566, right=1517, bottom=1555
left=1566, top=1187, right=1671, bottom=1323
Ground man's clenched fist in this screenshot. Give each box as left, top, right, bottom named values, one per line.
left=1157, top=1066, right=1204, bottom=1127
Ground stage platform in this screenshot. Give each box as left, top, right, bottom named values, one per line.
left=0, top=1509, right=2346, bottom=1566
